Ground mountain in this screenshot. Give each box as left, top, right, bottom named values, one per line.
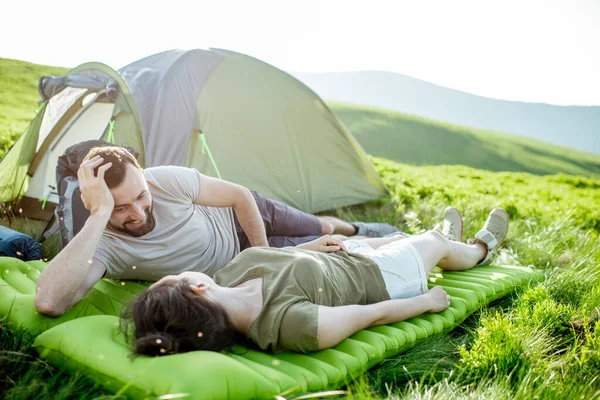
left=292, top=71, right=600, bottom=155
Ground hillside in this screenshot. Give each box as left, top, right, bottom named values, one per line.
left=0, top=58, right=67, bottom=157
left=294, top=71, right=600, bottom=155
left=330, top=102, right=600, bottom=178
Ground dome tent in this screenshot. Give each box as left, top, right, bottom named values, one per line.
left=0, top=48, right=386, bottom=220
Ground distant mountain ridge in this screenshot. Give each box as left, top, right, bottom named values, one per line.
left=292, top=71, right=600, bottom=155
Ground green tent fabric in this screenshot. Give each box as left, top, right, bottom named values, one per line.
left=0, top=256, right=542, bottom=399
left=0, top=103, right=45, bottom=202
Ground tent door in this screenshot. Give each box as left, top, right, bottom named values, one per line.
left=28, top=89, right=104, bottom=177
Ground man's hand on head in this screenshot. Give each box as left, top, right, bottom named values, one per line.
left=77, top=155, right=115, bottom=216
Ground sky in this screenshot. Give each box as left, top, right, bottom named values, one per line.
left=1, top=0, right=599, bottom=106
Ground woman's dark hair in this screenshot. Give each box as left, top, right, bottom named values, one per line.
left=120, top=278, right=237, bottom=357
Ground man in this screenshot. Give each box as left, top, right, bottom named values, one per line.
left=35, top=147, right=398, bottom=316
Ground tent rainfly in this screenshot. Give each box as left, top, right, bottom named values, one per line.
left=0, top=48, right=386, bottom=220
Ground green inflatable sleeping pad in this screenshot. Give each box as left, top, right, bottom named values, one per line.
left=0, top=257, right=149, bottom=335
left=0, top=257, right=542, bottom=399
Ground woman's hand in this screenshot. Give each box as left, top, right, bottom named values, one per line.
left=426, top=286, right=451, bottom=313
left=296, top=235, right=349, bottom=253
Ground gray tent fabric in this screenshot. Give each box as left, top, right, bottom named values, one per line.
left=38, top=76, right=67, bottom=102
left=119, top=50, right=225, bottom=167
left=38, top=75, right=119, bottom=102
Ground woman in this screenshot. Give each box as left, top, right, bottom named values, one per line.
left=122, top=207, right=508, bottom=355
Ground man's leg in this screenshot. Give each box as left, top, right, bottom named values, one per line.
left=316, top=216, right=357, bottom=236
left=317, top=216, right=404, bottom=238
left=234, top=192, right=325, bottom=249
left=236, top=191, right=401, bottom=248
left=249, top=192, right=327, bottom=237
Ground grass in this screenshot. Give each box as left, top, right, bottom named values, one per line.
left=0, top=58, right=66, bottom=158
left=0, top=324, right=110, bottom=399
left=1, top=56, right=600, bottom=399
left=335, top=160, right=600, bottom=400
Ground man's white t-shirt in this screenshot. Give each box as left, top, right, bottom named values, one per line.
left=93, top=166, right=240, bottom=280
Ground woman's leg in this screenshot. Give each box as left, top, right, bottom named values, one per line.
left=343, top=235, right=406, bottom=250
left=361, top=231, right=485, bottom=301
left=402, top=231, right=487, bottom=275
left=343, top=236, right=407, bottom=258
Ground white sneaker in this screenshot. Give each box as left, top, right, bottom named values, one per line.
left=440, top=207, right=463, bottom=242
left=471, top=208, right=509, bottom=266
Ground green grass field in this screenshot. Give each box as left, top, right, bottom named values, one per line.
left=1, top=57, right=599, bottom=399
left=0, top=58, right=66, bottom=158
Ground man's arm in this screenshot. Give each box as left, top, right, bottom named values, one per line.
left=35, top=213, right=109, bottom=316
left=195, top=174, right=268, bottom=247
left=35, top=155, right=114, bottom=316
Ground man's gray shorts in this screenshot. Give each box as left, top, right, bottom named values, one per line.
left=234, top=191, right=323, bottom=250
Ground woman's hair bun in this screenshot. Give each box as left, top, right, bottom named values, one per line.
left=135, top=332, right=178, bottom=357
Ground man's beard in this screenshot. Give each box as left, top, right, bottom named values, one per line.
left=108, top=205, right=155, bottom=237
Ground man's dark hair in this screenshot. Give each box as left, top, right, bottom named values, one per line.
left=120, top=278, right=237, bottom=357
left=82, top=146, right=142, bottom=189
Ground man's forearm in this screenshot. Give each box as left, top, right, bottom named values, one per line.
left=35, top=210, right=111, bottom=315
left=234, top=190, right=268, bottom=247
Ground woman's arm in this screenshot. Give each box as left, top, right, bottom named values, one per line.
left=316, top=287, right=450, bottom=350
left=295, top=235, right=349, bottom=252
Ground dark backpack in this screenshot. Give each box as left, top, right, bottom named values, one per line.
left=55, top=140, right=139, bottom=248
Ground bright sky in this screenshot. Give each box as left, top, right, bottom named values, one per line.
left=2, top=0, right=598, bottom=106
